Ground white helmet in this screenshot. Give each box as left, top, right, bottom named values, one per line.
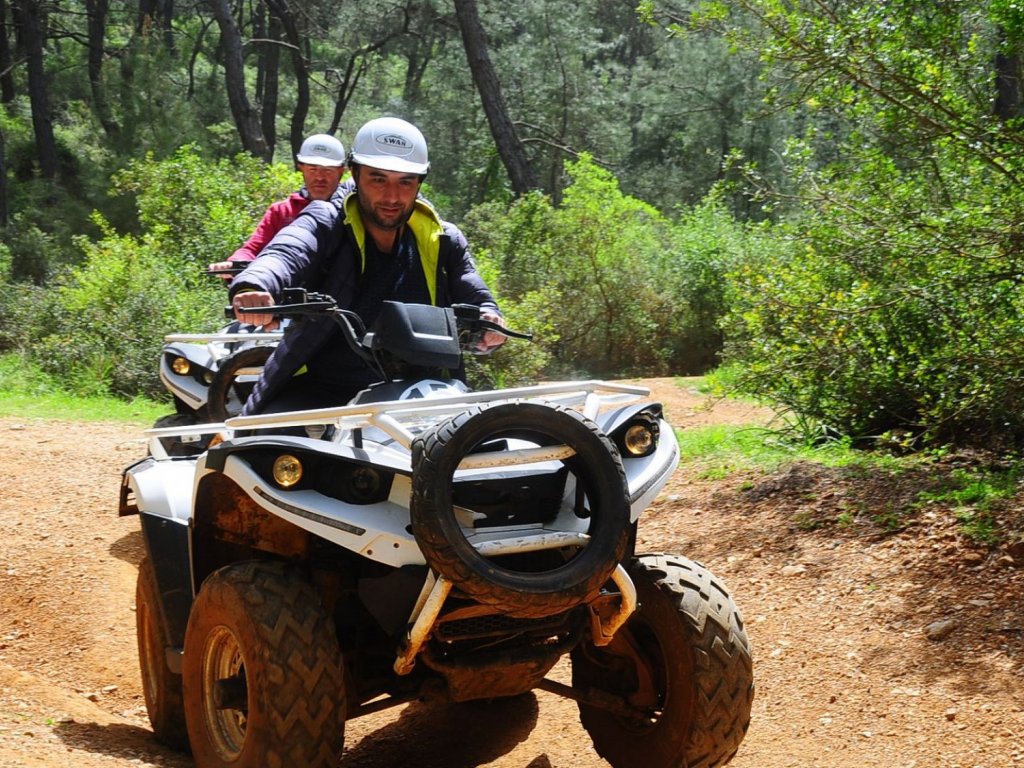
left=349, top=117, right=430, bottom=175
left=295, top=134, right=346, bottom=167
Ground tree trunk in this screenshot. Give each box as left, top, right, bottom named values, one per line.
left=995, top=34, right=1023, bottom=122
left=453, top=0, right=538, bottom=194
left=326, top=14, right=409, bottom=137
left=85, top=0, right=121, bottom=139
left=0, top=0, right=15, bottom=102
left=264, top=0, right=308, bottom=160
left=137, top=0, right=174, bottom=51
left=157, top=0, right=174, bottom=52
left=328, top=56, right=365, bottom=135
left=254, top=4, right=280, bottom=154
left=0, top=126, right=8, bottom=226
left=18, top=0, right=59, bottom=180
left=186, top=17, right=214, bottom=99
left=402, top=5, right=445, bottom=104
left=208, top=0, right=270, bottom=160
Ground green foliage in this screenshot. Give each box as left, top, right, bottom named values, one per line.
left=0, top=353, right=167, bottom=423
left=34, top=216, right=219, bottom=398
left=704, top=1, right=1024, bottom=449
left=110, top=146, right=299, bottom=282
left=723, top=154, right=1024, bottom=446
left=5, top=147, right=298, bottom=400
left=464, top=156, right=758, bottom=379
left=2, top=102, right=111, bottom=274
left=915, top=466, right=1019, bottom=545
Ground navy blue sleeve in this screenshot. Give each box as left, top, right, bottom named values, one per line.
left=441, top=221, right=501, bottom=314
left=228, top=201, right=342, bottom=300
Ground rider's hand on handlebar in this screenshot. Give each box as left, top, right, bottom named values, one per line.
left=208, top=261, right=236, bottom=281
left=232, top=291, right=279, bottom=331
left=478, top=312, right=507, bottom=353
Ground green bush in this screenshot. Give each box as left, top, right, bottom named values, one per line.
left=464, top=156, right=756, bottom=380
left=723, top=152, right=1024, bottom=448
left=10, top=146, right=300, bottom=400
left=111, top=145, right=299, bottom=285
left=34, top=217, right=221, bottom=398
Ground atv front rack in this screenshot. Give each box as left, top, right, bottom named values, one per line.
left=164, top=331, right=284, bottom=344
left=144, top=379, right=652, bottom=460
left=222, top=379, right=650, bottom=447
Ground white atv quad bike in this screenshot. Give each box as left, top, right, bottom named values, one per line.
left=119, top=289, right=754, bottom=768
left=154, top=267, right=282, bottom=455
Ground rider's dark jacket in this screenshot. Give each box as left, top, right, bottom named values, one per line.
left=228, top=193, right=500, bottom=415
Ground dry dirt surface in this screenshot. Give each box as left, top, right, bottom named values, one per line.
left=1, top=378, right=1022, bottom=768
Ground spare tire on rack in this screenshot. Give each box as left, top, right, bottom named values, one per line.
left=205, top=345, right=274, bottom=422
left=410, top=402, right=630, bottom=619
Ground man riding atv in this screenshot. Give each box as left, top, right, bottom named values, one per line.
left=227, top=116, right=506, bottom=417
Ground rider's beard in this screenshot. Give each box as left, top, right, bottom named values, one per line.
left=358, top=193, right=415, bottom=232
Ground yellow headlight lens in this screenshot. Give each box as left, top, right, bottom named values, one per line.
left=170, top=357, right=191, bottom=375
left=272, top=454, right=303, bottom=488
left=623, top=424, right=655, bottom=457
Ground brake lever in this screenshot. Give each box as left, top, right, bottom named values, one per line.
left=477, top=319, right=533, bottom=341
left=225, top=290, right=340, bottom=320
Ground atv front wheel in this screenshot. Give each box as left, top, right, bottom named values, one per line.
left=411, top=402, right=630, bottom=619
left=571, top=554, right=754, bottom=768
left=136, top=557, right=189, bottom=751
left=182, top=561, right=345, bottom=768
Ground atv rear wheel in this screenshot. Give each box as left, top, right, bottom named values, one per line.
left=571, top=554, right=754, bottom=768
left=182, top=561, right=345, bottom=768
left=205, top=346, right=273, bottom=422
left=136, top=557, right=189, bottom=751
left=411, top=402, right=630, bottom=619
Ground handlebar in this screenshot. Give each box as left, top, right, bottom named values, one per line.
left=229, top=290, right=531, bottom=342
left=206, top=266, right=247, bottom=278
left=228, top=289, right=530, bottom=382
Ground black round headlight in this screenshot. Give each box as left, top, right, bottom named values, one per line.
left=614, top=413, right=660, bottom=458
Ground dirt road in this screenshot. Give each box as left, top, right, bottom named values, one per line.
left=1, top=379, right=1021, bottom=767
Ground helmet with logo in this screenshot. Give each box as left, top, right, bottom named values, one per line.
left=295, top=134, right=346, bottom=167
left=348, top=117, right=430, bottom=175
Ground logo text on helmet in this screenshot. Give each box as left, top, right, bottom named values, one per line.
left=376, top=134, right=413, bottom=152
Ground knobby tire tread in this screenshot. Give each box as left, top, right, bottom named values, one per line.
left=136, top=556, right=189, bottom=751
left=183, top=560, right=345, bottom=768
left=410, top=403, right=630, bottom=618
left=574, top=553, right=754, bottom=768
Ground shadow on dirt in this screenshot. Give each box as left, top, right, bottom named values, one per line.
left=53, top=691, right=542, bottom=767
left=108, top=529, right=145, bottom=566
left=342, top=693, right=540, bottom=767
left=54, top=721, right=191, bottom=767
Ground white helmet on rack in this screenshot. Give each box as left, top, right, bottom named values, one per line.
left=295, top=134, right=346, bottom=167
left=348, top=117, right=430, bottom=175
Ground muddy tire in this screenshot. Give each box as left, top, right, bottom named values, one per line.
left=411, top=402, right=630, bottom=619
left=571, top=554, right=754, bottom=768
left=152, top=413, right=206, bottom=457
left=182, top=561, right=345, bottom=768
left=206, top=346, right=273, bottom=422
left=136, top=557, right=189, bottom=751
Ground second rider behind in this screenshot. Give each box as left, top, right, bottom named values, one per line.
left=228, top=117, right=505, bottom=417
left=209, top=133, right=349, bottom=277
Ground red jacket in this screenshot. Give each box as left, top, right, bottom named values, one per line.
left=228, top=191, right=310, bottom=264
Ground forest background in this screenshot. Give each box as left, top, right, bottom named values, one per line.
left=2, top=0, right=1024, bottom=453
